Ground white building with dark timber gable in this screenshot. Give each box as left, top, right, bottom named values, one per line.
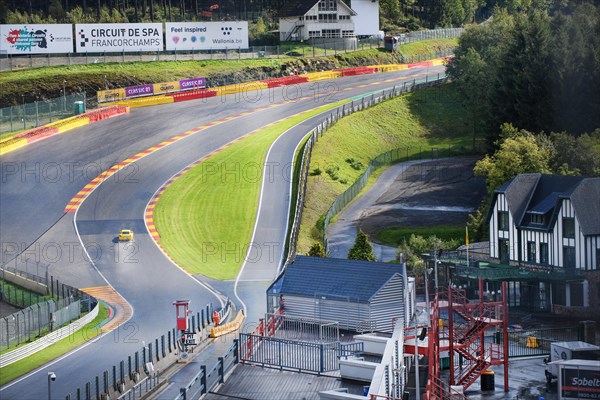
left=278, top=0, right=357, bottom=42
left=487, top=173, right=600, bottom=317
left=267, top=256, right=415, bottom=333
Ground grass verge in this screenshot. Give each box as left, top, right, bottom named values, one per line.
left=297, top=83, right=475, bottom=254
left=374, top=225, right=466, bottom=247
left=154, top=100, right=348, bottom=280
left=0, top=38, right=458, bottom=106
left=0, top=302, right=109, bottom=386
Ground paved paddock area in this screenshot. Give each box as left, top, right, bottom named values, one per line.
left=205, top=356, right=559, bottom=400
left=204, top=363, right=366, bottom=400
left=453, top=356, right=558, bottom=400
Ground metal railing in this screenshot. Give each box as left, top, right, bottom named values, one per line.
left=0, top=92, right=87, bottom=134
left=67, top=303, right=215, bottom=400
left=0, top=276, right=95, bottom=351
left=283, top=73, right=453, bottom=264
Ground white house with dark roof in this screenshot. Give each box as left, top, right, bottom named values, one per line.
left=278, top=0, right=358, bottom=41
left=487, top=174, right=600, bottom=315
left=267, top=256, right=415, bottom=333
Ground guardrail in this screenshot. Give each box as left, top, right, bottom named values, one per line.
left=173, top=339, right=239, bottom=400
left=66, top=303, right=216, bottom=400
left=284, top=73, right=450, bottom=264
left=0, top=301, right=99, bottom=367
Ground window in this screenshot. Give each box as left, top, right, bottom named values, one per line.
left=570, top=282, right=584, bottom=307
left=563, top=217, right=575, bottom=238
left=540, top=243, right=549, bottom=264
left=527, top=241, right=536, bottom=263
left=339, top=15, right=351, bottom=20
left=499, top=239, right=509, bottom=264
left=498, top=211, right=509, bottom=231
left=321, top=29, right=340, bottom=38
left=318, top=0, right=337, bottom=11
left=531, top=214, right=544, bottom=225
left=305, top=15, right=317, bottom=21
left=309, top=30, right=321, bottom=38
left=563, top=246, right=576, bottom=269
left=319, top=13, right=337, bottom=23
left=342, top=30, right=354, bottom=37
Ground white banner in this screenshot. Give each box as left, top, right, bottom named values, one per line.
left=165, top=22, right=248, bottom=51
left=0, top=24, right=73, bottom=54
left=75, top=23, right=163, bottom=53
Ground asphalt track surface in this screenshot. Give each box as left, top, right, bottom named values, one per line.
left=0, top=65, right=444, bottom=399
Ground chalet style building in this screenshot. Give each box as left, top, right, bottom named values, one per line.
left=278, top=0, right=357, bottom=42
left=486, top=174, right=600, bottom=317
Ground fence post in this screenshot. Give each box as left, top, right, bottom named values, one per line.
left=233, top=339, right=239, bottom=364
left=218, top=357, right=225, bottom=383
left=200, top=365, right=208, bottom=394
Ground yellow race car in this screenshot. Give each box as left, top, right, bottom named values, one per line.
left=118, top=229, right=134, bottom=241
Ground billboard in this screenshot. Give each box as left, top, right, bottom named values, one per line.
left=97, top=78, right=205, bottom=103
left=75, top=23, right=163, bottom=53
left=0, top=24, right=73, bottom=54
left=561, top=367, right=600, bottom=399
left=165, top=22, right=248, bottom=50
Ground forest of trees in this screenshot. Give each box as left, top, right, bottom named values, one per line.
left=1, top=0, right=585, bottom=31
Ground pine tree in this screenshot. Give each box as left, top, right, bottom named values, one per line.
left=348, top=230, right=376, bottom=262
left=307, top=242, right=327, bottom=258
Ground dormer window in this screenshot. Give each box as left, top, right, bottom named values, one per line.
left=531, top=214, right=544, bottom=225
left=319, top=0, right=337, bottom=11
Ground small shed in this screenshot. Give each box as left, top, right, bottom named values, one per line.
left=267, top=256, right=409, bottom=333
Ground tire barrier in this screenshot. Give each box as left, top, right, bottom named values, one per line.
left=111, top=95, right=174, bottom=108
left=372, top=64, right=409, bottom=72
left=335, top=66, right=378, bottom=76
left=210, top=310, right=245, bottom=338
left=407, top=61, right=434, bottom=68
left=167, top=89, right=218, bottom=102
left=215, top=81, right=269, bottom=96
left=260, top=75, right=309, bottom=88
left=300, top=71, right=343, bottom=82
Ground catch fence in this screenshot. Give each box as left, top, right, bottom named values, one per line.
left=0, top=92, right=87, bottom=134
left=0, top=275, right=95, bottom=351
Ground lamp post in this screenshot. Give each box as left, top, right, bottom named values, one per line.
left=47, top=372, right=56, bottom=400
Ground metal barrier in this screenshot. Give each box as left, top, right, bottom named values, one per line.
left=0, top=92, right=87, bottom=134
left=0, top=274, right=95, bottom=351
left=66, top=303, right=215, bottom=400
left=487, top=326, right=580, bottom=358
left=240, top=332, right=363, bottom=374
left=284, top=74, right=452, bottom=263
left=173, top=339, right=239, bottom=400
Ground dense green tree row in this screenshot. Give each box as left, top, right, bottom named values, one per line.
left=448, top=4, right=600, bottom=141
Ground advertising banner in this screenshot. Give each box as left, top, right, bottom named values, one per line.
left=97, top=88, right=126, bottom=103
left=75, top=23, right=163, bottom=53
left=165, top=22, right=248, bottom=50
left=180, top=77, right=206, bottom=90
left=153, top=81, right=181, bottom=94
left=561, top=367, right=600, bottom=399
left=1, top=24, right=73, bottom=54
left=125, top=84, right=154, bottom=97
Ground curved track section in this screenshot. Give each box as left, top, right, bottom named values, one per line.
left=0, top=66, right=443, bottom=398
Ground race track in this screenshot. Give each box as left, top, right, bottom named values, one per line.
left=0, top=65, right=443, bottom=398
